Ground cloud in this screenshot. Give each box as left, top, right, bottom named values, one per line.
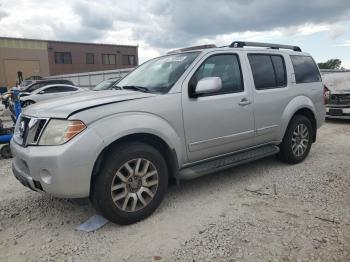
left=329, top=25, right=346, bottom=39
left=336, top=40, right=350, bottom=46
left=0, top=0, right=350, bottom=62
left=133, top=0, right=350, bottom=48
left=72, top=1, right=113, bottom=30
left=0, top=9, right=8, bottom=21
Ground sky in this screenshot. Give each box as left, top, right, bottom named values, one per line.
left=0, top=0, right=350, bottom=68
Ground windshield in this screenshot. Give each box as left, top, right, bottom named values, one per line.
left=117, top=52, right=199, bottom=93
left=93, top=79, right=118, bottom=91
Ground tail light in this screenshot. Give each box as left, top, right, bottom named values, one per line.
left=324, top=85, right=329, bottom=105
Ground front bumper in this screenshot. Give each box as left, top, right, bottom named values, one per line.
left=10, top=128, right=104, bottom=198
left=326, top=107, right=350, bottom=120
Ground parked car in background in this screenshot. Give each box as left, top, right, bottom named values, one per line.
left=92, top=77, right=121, bottom=91
left=20, top=84, right=83, bottom=107
left=323, top=71, right=350, bottom=119
left=2, top=80, right=75, bottom=109
left=11, top=41, right=325, bottom=225
left=20, top=79, right=74, bottom=93
left=0, top=103, right=5, bottom=116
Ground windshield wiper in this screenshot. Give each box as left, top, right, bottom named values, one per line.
left=121, top=85, right=150, bottom=93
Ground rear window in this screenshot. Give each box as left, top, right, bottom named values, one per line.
left=248, top=54, right=287, bottom=90
left=290, top=56, right=321, bottom=84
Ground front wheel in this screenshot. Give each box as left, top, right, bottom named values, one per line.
left=0, top=144, right=12, bottom=159
left=91, top=142, right=168, bottom=225
left=278, top=115, right=313, bottom=164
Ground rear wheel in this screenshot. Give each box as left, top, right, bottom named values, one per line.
left=91, top=142, right=168, bottom=225
left=278, top=115, right=313, bottom=164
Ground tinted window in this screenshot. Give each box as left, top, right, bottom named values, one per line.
left=43, top=86, right=77, bottom=93
left=27, top=82, right=48, bottom=92
left=291, top=56, right=321, bottom=83
left=122, top=55, right=137, bottom=65
left=190, top=54, right=243, bottom=96
left=248, top=55, right=276, bottom=90
left=86, top=53, right=94, bottom=64
left=59, top=86, right=77, bottom=92
left=55, top=52, right=72, bottom=64
left=248, top=54, right=287, bottom=90
left=271, top=56, right=286, bottom=86
left=102, top=54, right=117, bottom=65
left=56, top=80, right=74, bottom=85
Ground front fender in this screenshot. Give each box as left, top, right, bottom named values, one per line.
left=89, top=112, right=185, bottom=166
left=278, top=96, right=316, bottom=140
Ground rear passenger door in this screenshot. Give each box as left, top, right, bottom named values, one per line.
left=247, top=53, right=294, bottom=144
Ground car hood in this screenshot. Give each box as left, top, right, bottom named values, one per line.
left=22, top=90, right=156, bottom=119
left=323, top=72, right=350, bottom=93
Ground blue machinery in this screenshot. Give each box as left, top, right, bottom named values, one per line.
left=0, top=89, right=21, bottom=158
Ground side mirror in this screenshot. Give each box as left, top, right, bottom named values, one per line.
left=194, top=77, right=222, bottom=96
left=38, top=91, right=45, bottom=94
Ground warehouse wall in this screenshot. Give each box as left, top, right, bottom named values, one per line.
left=47, top=41, right=138, bottom=76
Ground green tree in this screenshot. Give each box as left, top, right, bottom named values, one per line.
left=317, top=59, right=342, bottom=69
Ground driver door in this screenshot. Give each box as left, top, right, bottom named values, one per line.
left=182, top=52, right=255, bottom=162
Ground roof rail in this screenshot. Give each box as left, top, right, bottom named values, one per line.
left=229, top=41, right=302, bottom=52
left=167, top=44, right=217, bottom=54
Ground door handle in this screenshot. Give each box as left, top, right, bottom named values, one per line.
left=238, top=98, right=251, bottom=106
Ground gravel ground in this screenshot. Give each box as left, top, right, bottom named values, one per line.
left=0, top=120, right=349, bottom=262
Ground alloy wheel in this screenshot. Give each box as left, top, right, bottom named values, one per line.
left=110, top=158, right=159, bottom=212
left=291, top=123, right=309, bottom=157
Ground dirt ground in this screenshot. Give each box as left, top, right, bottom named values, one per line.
left=0, top=120, right=349, bottom=262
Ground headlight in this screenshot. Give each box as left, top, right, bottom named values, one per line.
left=39, top=119, right=86, bottom=145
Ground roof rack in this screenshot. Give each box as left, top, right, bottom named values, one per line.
left=167, top=44, right=217, bottom=54
left=229, top=41, right=302, bottom=52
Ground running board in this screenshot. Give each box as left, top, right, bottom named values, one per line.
left=179, top=145, right=279, bottom=180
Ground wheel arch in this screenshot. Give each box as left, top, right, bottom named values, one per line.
left=280, top=96, right=317, bottom=142
left=90, top=132, right=180, bottom=196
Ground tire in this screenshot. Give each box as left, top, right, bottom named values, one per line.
left=0, top=144, right=12, bottom=159
left=277, top=115, right=313, bottom=164
left=22, top=100, right=35, bottom=108
left=91, top=142, right=168, bottom=225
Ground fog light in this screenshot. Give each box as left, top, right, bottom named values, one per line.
left=40, top=169, right=52, bottom=184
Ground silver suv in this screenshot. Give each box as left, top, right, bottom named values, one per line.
left=11, top=41, right=326, bottom=224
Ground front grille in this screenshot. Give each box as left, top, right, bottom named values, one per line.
left=328, top=94, right=350, bottom=106
left=14, top=115, right=48, bottom=146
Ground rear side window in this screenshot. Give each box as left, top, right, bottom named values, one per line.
left=248, top=54, right=287, bottom=90
left=43, top=86, right=77, bottom=93
left=291, top=56, right=321, bottom=83
left=271, top=56, right=286, bottom=86
left=57, top=86, right=77, bottom=92
left=27, top=83, right=47, bottom=92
